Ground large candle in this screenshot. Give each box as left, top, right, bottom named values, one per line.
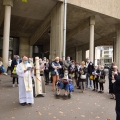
left=35, top=57, right=42, bottom=94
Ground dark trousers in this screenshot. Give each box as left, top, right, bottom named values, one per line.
left=45, top=73, right=49, bottom=83
left=99, top=83, right=104, bottom=91
left=13, top=77, right=18, bottom=84
left=93, top=78, right=98, bottom=89
left=115, top=94, right=120, bottom=120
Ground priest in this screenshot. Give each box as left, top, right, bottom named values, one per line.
left=16, top=56, right=34, bottom=106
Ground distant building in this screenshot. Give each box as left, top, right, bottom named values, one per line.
left=86, top=46, right=113, bottom=66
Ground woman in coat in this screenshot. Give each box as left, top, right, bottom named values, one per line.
left=79, top=61, right=87, bottom=93
left=98, top=66, right=105, bottom=93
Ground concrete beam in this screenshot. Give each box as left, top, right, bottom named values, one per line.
left=72, top=32, right=116, bottom=51
left=30, top=14, right=51, bottom=45
left=67, top=19, right=89, bottom=41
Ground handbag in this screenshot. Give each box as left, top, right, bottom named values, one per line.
left=63, top=79, right=69, bottom=84
left=80, top=75, right=86, bottom=79
left=11, top=66, right=18, bottom=78
left=99, top=79, right=106, bottom=83
left=89, top=75, right=94, bottom=80
left=0, top=66, right=5, bottom=73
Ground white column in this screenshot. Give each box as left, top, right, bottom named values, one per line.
left=89, top=16, right=95, bottom=63
left=2, top=0, right=13, bottom=70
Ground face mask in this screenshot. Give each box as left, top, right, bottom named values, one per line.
left=64, top=72, right=68, bottom=76
left=87, top=60, right=90, bottom=63
left=24, top=61, right=28, bottom=64
left=56, top=61, right=59, bottom=63
left=67, top=59, right=70, bottom=62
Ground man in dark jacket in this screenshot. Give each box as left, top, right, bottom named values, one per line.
left=11, top=55, right=22, bottom=87
left=109, top=62, right=116, bottom=99
left=44, top=59, right=50, bottom=85
left=59, top=58, right=64, bottom=75
left=86, top=58, right=94, bottom=89
left=113, top=66, right=120, bottom=120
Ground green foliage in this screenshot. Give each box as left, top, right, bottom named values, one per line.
left=22, top=0, right=27, bottom=2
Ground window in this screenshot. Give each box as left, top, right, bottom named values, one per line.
left=104, top=51, right=109, bottom=54
left=104, top=47, right=109, bottom=50
left=104, top=55, right=109, bottom=58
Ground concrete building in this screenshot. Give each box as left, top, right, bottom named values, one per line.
left=0, top=0, right=120, bottom=69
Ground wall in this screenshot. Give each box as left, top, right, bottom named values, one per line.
left=66, top=47, right=76, bottom=60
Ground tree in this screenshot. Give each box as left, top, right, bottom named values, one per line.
left=22, top=0, right=27, bottom=2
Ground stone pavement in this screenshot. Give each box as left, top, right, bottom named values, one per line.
left=0, top=74, right=116, bottom=120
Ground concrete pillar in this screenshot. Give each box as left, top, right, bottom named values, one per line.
left=2, top=0, right=13, bottom=70
left=78, top=51, right=82, bottom=63
left=76, top=47, right=83, bottom=63
left=50, top=3, right=64, bottom=60
left=89, top=16, right=95, bottom=63
left=19, top=37, right=30, bottom=57
left=82, top=50, right=86, bottom=61
left=116, top=24, right=120, bottom=70
left=29, top=46, right=33, bottom=58
left=76, top=47, right=78, bottom=62
left=113, top=41, right=116, bottom=62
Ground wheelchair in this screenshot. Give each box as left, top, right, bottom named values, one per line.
left=55, top=79, right=74, bottom=99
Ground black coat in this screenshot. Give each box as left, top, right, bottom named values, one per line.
left=59, top=61, right=64, bottom=74
left=109, top=66, right=114, bottom=84
left=100, top=70, right=105, bottom=79
left=11, top=59, right=22, bottom=71
left=87, top=62, right=94, bottom=75
left=114, top=72, right=120, bottom=95
left=94, top=69, right=100, bottom=79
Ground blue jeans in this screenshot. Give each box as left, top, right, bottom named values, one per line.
left=86, top=73, right=92, bottom=88
left=59, top=82, right=69, bottom=91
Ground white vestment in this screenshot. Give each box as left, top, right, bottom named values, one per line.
left=16, top=63, right=34, bottom=104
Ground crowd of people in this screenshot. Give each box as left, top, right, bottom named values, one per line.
left=0, top=55, right=120, bottom=119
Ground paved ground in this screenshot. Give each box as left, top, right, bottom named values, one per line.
left=0, top=74, right=116, bottom=120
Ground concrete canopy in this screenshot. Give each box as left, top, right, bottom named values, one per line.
left=0, top=0, right=119, bottom=51
left=0, top=0, right=57, bottom=37
left=35, top=3, right=119, bottom=50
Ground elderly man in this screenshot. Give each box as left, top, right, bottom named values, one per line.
left=109, top=62, right=116, bottom=99
left=16, top=56, right=34, bottom=106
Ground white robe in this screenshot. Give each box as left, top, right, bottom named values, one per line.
left=16, top=62, right=34, bottom=104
